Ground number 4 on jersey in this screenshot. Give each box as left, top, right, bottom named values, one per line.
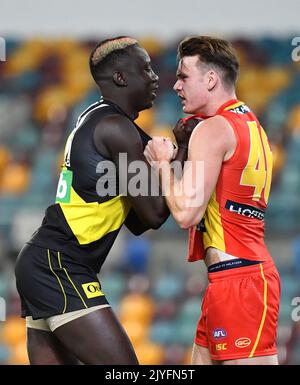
left=240, top=121, right=272, bottom=203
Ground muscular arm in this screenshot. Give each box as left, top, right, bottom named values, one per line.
left=157, top=115, right=236, bottom=228
left=124, top=148, right=188, bottom=235
left=122, top=119, right=192, bottom=235
left=94, top=114, right=169, bottom=231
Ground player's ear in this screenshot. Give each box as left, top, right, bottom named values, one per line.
left=206, top=70, right=217, bottom=91
left=112, top=71, right=127, bottom=87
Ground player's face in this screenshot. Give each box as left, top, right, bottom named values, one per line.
left=174, top=56, right=209, bottom=114
left=127, top=46, right=159, bottom=111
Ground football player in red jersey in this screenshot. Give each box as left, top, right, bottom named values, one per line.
left=144, top=36, right=280, bottom=365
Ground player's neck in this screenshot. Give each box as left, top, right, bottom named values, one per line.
left=104, top=97, right=138, bottom=120
left=202, top=90, right=237, bottom=116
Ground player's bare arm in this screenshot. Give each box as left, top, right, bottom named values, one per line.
left=94, top=113, right=170, bottom=229
left=145, top=115, right=236, bottom=228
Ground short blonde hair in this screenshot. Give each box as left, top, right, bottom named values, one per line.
left=90, top=37, right=138, bottom=66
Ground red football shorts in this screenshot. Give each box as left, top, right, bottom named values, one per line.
left=195, top=260, right=280, bottom=360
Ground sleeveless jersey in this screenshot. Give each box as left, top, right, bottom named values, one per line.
left=28, top=98, right=151, bottom=273
left=188, top=99, right=273, bottom=262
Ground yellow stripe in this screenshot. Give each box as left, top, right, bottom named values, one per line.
left=47, top=249, right=67, bottom=314
left=57, top=251, right=63, bottom=268
left=203, top=191, right=226, bottom=252
left=59, top=188, right=131, bottom=245
left=62, top=266, right=88, bottom=309
left=249, top=264, right=268, bottom=357
left=224, top=101, right=245, bottom=111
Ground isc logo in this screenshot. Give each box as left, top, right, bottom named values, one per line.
left=213, top=328, right=227, bottom=339
left=216, top=343, right=227, bottom=351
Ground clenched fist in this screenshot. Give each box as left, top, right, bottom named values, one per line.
left=173, top=117, right=202, bottom=149
left=144, top=136, right=175, bottom=165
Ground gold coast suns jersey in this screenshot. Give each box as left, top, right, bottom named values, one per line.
left=188, top=99, right=273, bottom=263
left=29, top=98, right=150, bottom=273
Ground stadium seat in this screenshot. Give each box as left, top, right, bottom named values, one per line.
left=277, top=323, right=293, bottom=346
left=0, top=146, right=11, bottom=178
left=150, top=320, right=177, bottom=345
left=152, top=273, right=184, bottom=300
left=0, top=162, right=30, bottom=194
left=287, top=104, right=300, bottom=133
left=134, top=108, right=155, bottom=135
left=0, top=344, right=11, bottom=364
left=2, top=316, right=26, bottom=346
left=278, top=299, right=293, bottom=322
left=134, top=340, right=165, bottom=365
left=99, top=272, right=126, bottom=304
left=280, top=274, right=300, bottom=297
left=0, top=273, right=10, bottom=298
left=289, top=336, right=300, bottom=364
left=5, top=40, right=45, bottom=75
left=121, top=319, right=149, bottom=345
left=176, top=297, right=201, bottom=322
left=123, top=235, right=151, bottom=274
left=138, top=37, right=163, bottom=56
left=8, top=341, right=29, bottom=365
left=271, top=142, right=286, bottom=176
left=119, top=293, right=155, bottom=325
left=183, top=346, right=193, bottom=365
left=173, top=318, right=196, bottom=345
left=163, top=343, right=187, bottom=365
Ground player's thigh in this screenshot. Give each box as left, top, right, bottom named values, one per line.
left=191, top=343, right=213, bottom=365
left=222, top=354, right=278, bottom=365
left=53, top=307, right=138, bottom=365
left=27, top=327, right=80, bottom=365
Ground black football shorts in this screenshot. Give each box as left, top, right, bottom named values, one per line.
left=15, top=243, right=109, bottom=320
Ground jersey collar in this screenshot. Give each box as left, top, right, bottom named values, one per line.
left=216, top=99, right=245, bottom=114
left=181, top=99, right=244, bottom=123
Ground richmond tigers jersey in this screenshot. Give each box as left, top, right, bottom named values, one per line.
left=188, top=99, right=273, bottom=263
left=29, top=98, right=150, bottom=273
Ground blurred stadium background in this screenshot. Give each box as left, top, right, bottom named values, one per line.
left=0, top=0, right=300, bottom=365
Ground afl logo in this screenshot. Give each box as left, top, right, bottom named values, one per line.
left=235, top=337, right=251, bottom=348
left=213, top=328, right=227, bottom=339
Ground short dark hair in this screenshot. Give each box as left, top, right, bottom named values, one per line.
left=177, top=36, right=239, bottom=88
left=89, top=36, right=138, bottom=84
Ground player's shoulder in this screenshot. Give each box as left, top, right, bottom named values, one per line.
left=96, top=112, right=138, bottom=137
left=189, top=114, right=236, bottom=156
left=94, top=112, right=144, bottom=156
left=98, top=112, right=133, bottom=129
left=205, top=114, right=232, bottom=129
left=192, top=114, right=233, bottom=139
